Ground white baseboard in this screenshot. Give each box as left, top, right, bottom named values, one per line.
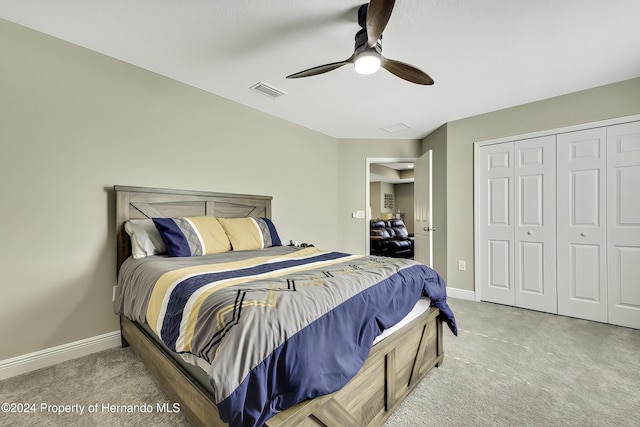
left=0, top=331, right=121, bottom=381
left=447, top=287, right=476, bottom=301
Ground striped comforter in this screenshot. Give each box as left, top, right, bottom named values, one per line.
left=115, top=246, right=456, bottom=427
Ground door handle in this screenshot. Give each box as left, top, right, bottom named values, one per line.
left=424, top=227, right=436, bottom=232
left=580, top=232, right=587, bottom=237
left=527, top=231, right=533, bottom=236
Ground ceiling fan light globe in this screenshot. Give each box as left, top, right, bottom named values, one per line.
left=354, top=52, right=381, bottom=75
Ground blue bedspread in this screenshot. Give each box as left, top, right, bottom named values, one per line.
left=119, top=247, right=456, bottom=427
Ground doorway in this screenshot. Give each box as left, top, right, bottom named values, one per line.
left=365, top=158, right=416, bottom=255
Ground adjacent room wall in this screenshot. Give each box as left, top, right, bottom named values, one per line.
left=394, top=182, right=414, bottom=234
left=440, top=77, right=640, bottom=292
left=369, top=181, right=395, bottom=219
left=0, top=19, right=340, bottom=360
left=369, top=182, right=382, bottom=219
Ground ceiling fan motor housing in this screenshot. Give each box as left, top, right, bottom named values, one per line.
left=355, top=28, right=382, bottom=52
left=358, top=4, right=368, bottom=27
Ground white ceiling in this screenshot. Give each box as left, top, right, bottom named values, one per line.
left=1, top=1, right=639, bottom=140
left=370, top=162, right=414, bottom=184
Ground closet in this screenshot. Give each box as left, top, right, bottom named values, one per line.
left=477, top=119, right=640, bottom=329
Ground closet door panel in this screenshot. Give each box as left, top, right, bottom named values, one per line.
left=519, top=241, right=543, bottom=293
left=557, top=128, right=607, bottom=322
left=479, top=143, right=515, bottom=305
left=514, top=136, right=557, bottom=313
left=570, top=244, right=603, bottom=301
left=607, top=121, right=640, bottom=328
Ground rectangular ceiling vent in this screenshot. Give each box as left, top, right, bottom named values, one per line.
left=250, top=82, right=287, bottom=99
left=381, top=122, right=413, bottom=133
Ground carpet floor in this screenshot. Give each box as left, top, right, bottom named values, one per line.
left=1, top=298, right=639, bottom=426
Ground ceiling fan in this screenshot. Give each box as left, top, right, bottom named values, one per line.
left=286, top=0, right=434, bottom=85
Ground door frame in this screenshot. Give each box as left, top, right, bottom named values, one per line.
left=473, top=113, right=640, bottom=303
left=365, top=157, right=417, bottom=255
left=413, top=150, right=434, bottom=267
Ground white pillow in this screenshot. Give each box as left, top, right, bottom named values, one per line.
left=124, top=219, right=167, bottom=259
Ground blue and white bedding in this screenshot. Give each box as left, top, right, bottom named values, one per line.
left=115, top=246, right=457, bottom=427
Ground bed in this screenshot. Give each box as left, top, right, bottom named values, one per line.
left=114, top=185, right=456, bottom=427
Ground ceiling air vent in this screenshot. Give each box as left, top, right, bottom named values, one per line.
left=250, top=82, right=287, bottom=99
left=381, top=122, right=413, bottom=133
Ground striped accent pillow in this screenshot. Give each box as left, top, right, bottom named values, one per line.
left=153, top=216, right=231, bottom=257
left=218, top=217, right=282, bottom=251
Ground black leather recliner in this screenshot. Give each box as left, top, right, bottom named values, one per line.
left=370, top=218, right=414, bottom=258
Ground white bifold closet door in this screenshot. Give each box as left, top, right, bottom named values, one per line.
left=514, top=136, right=557, bottom=313
left=478, top=142, right=515, bottom=306
left=556, top=128, right=608, bottom=323
left=479, top=119, right=640, bottom=328
left=478, top=135, right=557, bottom=313
left=606, top=121, right=640, bottom=329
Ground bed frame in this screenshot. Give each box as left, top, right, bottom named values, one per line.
left=115, top=185, right=445, bottom=427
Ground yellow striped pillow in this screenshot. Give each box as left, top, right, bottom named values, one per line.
left=153, top=216, right=231, bottom=256
left=218, top=217, right=281, bottom=251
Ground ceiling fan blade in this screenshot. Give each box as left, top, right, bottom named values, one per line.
left=366, top=0, right=395, bottom=48
left=286, top=56, right=354, bottom=79
left=381, top=57, right=434, bottom=85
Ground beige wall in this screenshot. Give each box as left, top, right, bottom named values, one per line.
left=369, top=181, right=396, bottom=219
left=394, top=183, right=414, bottom=234
left=369, top=182, right=381, bottom=219
left=437, top=78, right=640, bottom=291
left=0, top=19, right=342, bottom=360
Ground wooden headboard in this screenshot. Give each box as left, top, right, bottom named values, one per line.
left=114, top=185, right=272, bottom=272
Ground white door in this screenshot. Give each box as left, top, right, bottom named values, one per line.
left=478, top=142, right=515, bottom=305
left=414, top=150, right=433, bottom=266
left=514, top=136, right=557, bottom=313
left=557, top=128, right=608, bottom=322
left=607, top=121, right=640, bottom=329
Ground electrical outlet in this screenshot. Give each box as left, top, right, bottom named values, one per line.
left=458, top=260, right=466, bottom=271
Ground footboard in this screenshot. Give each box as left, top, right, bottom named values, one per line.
left=121, top=306, right=443, bottom=427
left=266, top=307, right=444, bottom=427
